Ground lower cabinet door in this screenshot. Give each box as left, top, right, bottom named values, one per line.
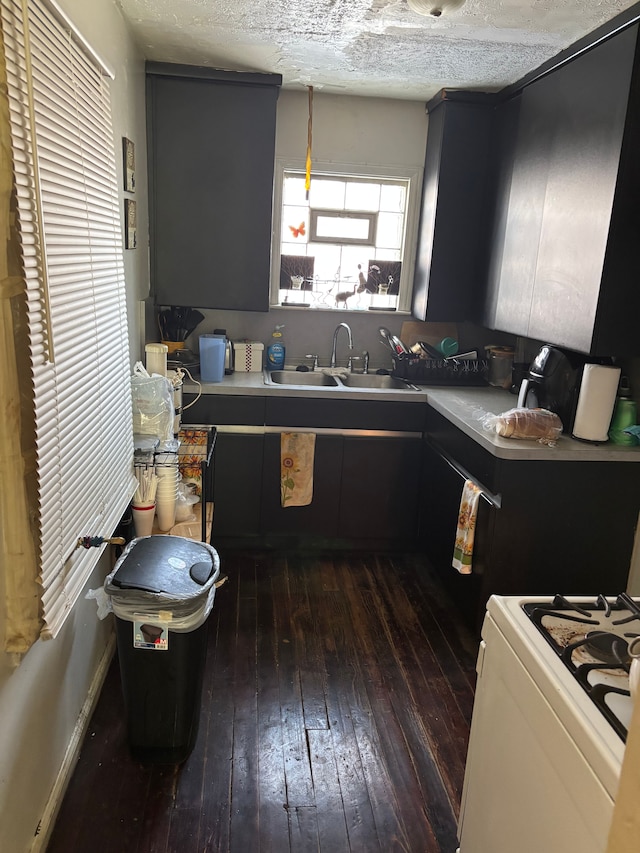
left=421, top=439, right=488, bottom=633
left=261, top=433, right=343, bottom=538
left=211, top=432, right=264, bottom=538
left=339, top=436, right=422, bottom=543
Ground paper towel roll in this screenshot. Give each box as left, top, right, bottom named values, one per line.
left=572, top=364, right=621, bottom=442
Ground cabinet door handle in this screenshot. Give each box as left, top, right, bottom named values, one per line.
left=430, top=439, right=502, bottom=509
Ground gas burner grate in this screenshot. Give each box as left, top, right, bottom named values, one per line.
left=523, top=594, right=640, bottom=741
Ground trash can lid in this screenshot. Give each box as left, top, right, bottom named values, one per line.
left=110, top=536, right=215, bottom=596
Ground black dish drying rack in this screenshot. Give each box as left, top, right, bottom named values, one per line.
left=391, top=353, right=489, bottom=386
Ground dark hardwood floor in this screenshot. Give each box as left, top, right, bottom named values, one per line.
left=47, top=551, right=478, bottom=853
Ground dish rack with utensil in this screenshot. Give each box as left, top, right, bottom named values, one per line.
left=391, top=353, right=489, bottom=386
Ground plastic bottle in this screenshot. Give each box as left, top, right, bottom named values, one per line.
left=145, top=342, right=168, bottom=377
left=266, top=325, right=286, bottom=370
left=608, top=376, right=638, bottom=446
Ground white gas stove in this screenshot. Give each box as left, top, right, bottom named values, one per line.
left=457, top=594, right=639, bottom=853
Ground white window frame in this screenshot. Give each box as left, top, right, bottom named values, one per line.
left=270, top=158, right=423, bottom=313
left=309, top=209, right=378, bottom=245
left=1, top=0, right=136, bottom=642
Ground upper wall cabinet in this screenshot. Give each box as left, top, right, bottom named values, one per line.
left=146, top=64, right=282, bottom=311
left=485, top=25, right=640, bottom=356
left=412, top=92, right=496, bottom=323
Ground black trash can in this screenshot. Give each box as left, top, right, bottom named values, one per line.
left=106, top=535, right=220, bottom=764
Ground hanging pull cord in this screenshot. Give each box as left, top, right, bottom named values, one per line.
left=305, top=85, right=313, bottom=200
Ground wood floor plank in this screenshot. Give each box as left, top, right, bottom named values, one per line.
left=271, top=555, right=315, bottom=808
left=286, top=554, right=329, bottom=731
left=256, top=560, right=290, bottom=851
left=309, top=559, right=383, bottom=853
left=333, top=554, right=447, bottom=851
left=198, top=558, right=239, bottom=852
left=365, top=554, right=471, bottom=808
left=229, top=571, right=259, bottom=852
left=287, top=805, right=320, bottom=852
left=307, top=728, right=351, bottom=852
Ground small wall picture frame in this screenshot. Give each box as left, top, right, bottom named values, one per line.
left=125, top=199, right=137, bottom=249
left=123, top=137, right=135, bottom=192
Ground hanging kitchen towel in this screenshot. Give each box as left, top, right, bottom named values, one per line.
left=452, top=480, right=483, bottom=574
left=281, top=432, right=316, bottom=507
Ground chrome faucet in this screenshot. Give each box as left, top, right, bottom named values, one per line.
left=330, top=322, right=353, bottom=368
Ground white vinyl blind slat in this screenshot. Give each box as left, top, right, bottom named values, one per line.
left=1, top=0, right=135, bottom=639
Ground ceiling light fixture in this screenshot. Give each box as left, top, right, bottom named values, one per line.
left=407, top=0, right=466, bottom=17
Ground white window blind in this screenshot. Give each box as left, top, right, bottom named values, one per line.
left=0, top=0, right=136, bottom=638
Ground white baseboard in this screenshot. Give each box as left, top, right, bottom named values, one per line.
left=30, top=633, right=116, bottom=853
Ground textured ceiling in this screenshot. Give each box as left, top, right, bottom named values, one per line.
left=116, top=0, right=640, bottom=100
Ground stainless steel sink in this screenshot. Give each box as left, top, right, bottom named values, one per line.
left=265, top=370, right=339, bottom=387
left=263, top=368, right=420, bottom=392
left=338, top=373, right=411, bottom=390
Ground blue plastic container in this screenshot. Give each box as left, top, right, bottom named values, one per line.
left=199, top=335, right=225, bottom=383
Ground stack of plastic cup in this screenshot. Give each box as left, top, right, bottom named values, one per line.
left=155, top=455, right=178, bottom=531
left=131, top=502, right=156, bottom=537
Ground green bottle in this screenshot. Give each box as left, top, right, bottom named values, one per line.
left=608, top=377, right=638, bottom=446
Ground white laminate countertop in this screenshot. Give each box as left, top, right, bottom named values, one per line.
left=182, top=371, right=640, bottom=463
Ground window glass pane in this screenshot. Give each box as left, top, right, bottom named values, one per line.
left=315, top=214, right=372, bottom=241
left=376, top=212, right=404, bottom=250
left=309, top=178, right=345, bottom=209
left=312, top=243, right=342, bottom=284
left=281, top=206, right=308, bottom=242
left=340, top=245, right=370, bottom=284
left=380, top=183, right=406, bottom=212
left=283, top=175, right=307, bottom=205
left=280, top=242, right=308, bottom=257
left=345, top=181, right=380, bottom=212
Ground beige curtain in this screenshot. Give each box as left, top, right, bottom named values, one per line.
left=0, top=22, right=41, bottom=657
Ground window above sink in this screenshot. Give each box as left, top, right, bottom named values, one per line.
left=270, top=160, right=422, bottom=314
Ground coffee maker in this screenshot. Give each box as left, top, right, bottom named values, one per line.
left=517, top=345, right=586, bottom=434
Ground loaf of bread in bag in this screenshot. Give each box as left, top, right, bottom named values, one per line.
left=495, top=408, right=563, bottom=441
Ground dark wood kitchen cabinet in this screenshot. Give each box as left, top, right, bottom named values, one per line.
left=422, top=406, right=640, bottom=635
left=184, top=391, right=426, bottom=547
left=261, top=433, right=343, bottom=542
left=182, top=393, right=266, bottom=540
left=339, top=435, right=422, bottom=542
left=485, top=23, right=640, bottom=356
left=146, top=64, right=281, bottom=311
left=412, top=91, right=496, bottom=323
left=262, top=397, right=425, bottom=548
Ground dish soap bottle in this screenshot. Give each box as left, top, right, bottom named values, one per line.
left=266, top=324, right=286, bottom=371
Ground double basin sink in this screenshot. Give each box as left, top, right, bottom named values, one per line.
left=263, top=368, right=420, bottom=392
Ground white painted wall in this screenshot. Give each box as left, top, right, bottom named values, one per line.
left=0, top=2, right=148, bottom=851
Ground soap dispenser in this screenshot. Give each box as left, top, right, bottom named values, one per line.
left=608, top=376, right=638, bottom=446
left=266, top=325, right=286, bottom=371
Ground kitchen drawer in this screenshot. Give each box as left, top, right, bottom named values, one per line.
left=183, top=394, right=266, bottom=426
left=426, top=406, right=498, bottom=493
left=265, top=397, right=426, bottom=432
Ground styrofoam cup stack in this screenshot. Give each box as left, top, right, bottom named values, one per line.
left=154, top=465, right=176, bottom=531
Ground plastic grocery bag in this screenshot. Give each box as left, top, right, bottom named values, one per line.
left=131, top=362, right=174, bottom=444
left=481, top=407, right=563, bottom=446
left=86, top=536, right=220, bottom=632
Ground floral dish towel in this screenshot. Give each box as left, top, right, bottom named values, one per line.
left=452, top=479, right=483, bottom=574
left=281, top=432, right=316, bottom=507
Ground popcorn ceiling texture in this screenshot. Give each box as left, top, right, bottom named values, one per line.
left=117, top=0, right=638, bottom=100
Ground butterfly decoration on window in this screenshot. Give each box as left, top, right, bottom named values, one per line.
left=289, top=221, right=306, bottom=238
